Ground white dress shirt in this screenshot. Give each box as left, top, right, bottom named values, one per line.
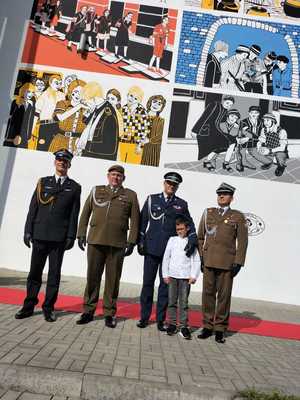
left=55, top=175, right=68, bottom=184
left=162, top=236, right=201, bottom=280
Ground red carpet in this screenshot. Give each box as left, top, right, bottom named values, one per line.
left=1, top=287, right=299, bottom=340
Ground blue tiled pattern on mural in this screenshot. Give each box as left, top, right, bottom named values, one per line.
left=176, top=12, right=218, bottom=85
left=175, top=11, right=300, bottom=97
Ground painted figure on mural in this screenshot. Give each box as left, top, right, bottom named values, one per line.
left=205, top=109, right=240, bottom=172
left=119, top=86, right=150, bottom=164
left=220, top=45, right=250, bottom=92
left=191, top=95, right=234, bottom=163
left=204, top=40, right=229, bottom=88
left=63, top=74, right=77, bottom=97
left=257, top=113, right=288, bottom=176
left=272, top=55, right=292, bottom=97
left=49, top=79, right=88, bottom=153
left=3, top=83, right=36, bottom=148
left=115, top=12, right=133, bottom=58
left=83, top=6, right=97, bottom=50
left=76, top=82, right=119, bottom=160
left=106, top=88, right=123, bottom=138
left=33, top=78, right=46, bottom=100
left=261, top=52, right=278, bottom=95
left=31, top=74, right=65, bottom=152
left=48, top=0, right=62, bottom=34
left=66, top=6, right=87, bottom=52
left=242, top=45, right=267, bottom=94
left=141, top=95, right=166, bottom=167
left=95, top=9, right=112, bottom=52
left=148, top=16, right=169, bottom=74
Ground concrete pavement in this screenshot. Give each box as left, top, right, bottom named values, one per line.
left=0, top=268, right=300, bottom=399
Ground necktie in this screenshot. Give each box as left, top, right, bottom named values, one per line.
left=218, top=208, right=224, bottom=216
left=57, top=178, right=62, bottom=186
left=166, top=196, right=171, bottom=204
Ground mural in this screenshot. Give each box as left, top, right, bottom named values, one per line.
left=186, top=0, right=241, bottom=13
left=175, top=11, right=300, bottom=99
left=164, top=88, right=300, bottom=183
left=3, top=67, right=169, bottom=166
left=245, top=0, right=300, bottom=21
left=22, top=0, right=178, bottom=82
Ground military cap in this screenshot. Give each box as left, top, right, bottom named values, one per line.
left=54, top=148, right=73, bottom=162
left=265, top=51, right=277, bottom=61
left=216, top=182, right=236, bottom=195
left=227, top=109, right=240, bottom=118
left=249, top=105, right=261, bottom=113
left=236, top=45, right=250, bottom=54
left=249, top=44, right=261, bottom=56
left=262, top=113, right=277, bottom=123
left=108, top=164, right=125, bottom=174
left=164, top=171, right=183, bottom=185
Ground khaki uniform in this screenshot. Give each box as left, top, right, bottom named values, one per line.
left=78, top=185, right=140, bottom=316
left=198, top=207, right=248, bottom=331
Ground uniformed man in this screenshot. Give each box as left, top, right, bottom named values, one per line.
left=197, top=183, right=248, bottom=343
left=15, top=149, right=81, bottom=322
left=76, top=165, right=140, bottom=328
left=137, top=172, right=198, bottom=331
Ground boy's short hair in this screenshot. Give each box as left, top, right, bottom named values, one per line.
left=175, top=216, right=190, bottom=227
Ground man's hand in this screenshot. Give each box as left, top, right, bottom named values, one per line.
left=64, top=238, right=74, bottom=251
left=124, top=243, right=134, bottom=257
left=231, top=263, right=242, bottom=278
left=200, top=256, right=204, bottom=273
left=23, top=233, right=32, bottom=248
left=78, top=237, right=87, bottom=251
left=163, top=277, right=170, bottom=284
left=137, top=243, right=146, bottom=256
left=184, top=242, right=197, bottom=258
left=189, top=278, right=196, bottom=284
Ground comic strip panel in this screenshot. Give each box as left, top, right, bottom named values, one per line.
left=3, top=67, right=170, bottom=167
left=175, top=11, right=300, bottom=99
left=244, top=0, right=300, bottom=21
left=164, top=88, right=300, bottom=184
left=185, top=0, right=242, bottom=14
left=22, top=0, right=178, bottom=82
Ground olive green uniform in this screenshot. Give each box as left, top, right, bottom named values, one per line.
left=198, top=207, right=248, bottom=332
left=77, top=185, right=140, bottom=316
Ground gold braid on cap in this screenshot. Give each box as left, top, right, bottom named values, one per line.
left=36, top=178, right=55, bottom=205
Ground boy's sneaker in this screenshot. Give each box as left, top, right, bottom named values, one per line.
left=179, top=326, right=192, bottom=340
left=166, top=324, right=177, bottom=336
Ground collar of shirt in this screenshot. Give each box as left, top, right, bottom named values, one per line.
left=55, top=175, right=68, bottom=184
left=219, top=206, right=229, bottom=215
left=163, top=192, right=174, bottom=201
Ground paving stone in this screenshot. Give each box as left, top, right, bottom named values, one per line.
left=0, top=391, right=22, bottom=400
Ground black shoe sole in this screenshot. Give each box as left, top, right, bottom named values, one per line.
left=15, top=312, right=33, bottom=319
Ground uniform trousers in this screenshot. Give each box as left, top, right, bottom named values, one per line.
left=23, top=240, right=65, bottom=312
left=83, top=244, right=124, bottom=316
left=140, top=254, right=168, bottom=322
left=202, top=266, right=233, bottom=332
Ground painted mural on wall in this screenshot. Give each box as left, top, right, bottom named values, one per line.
left=3, top=67, right=168, bottom=166
left=244, top=0, right=300, bottom=21
left=164, top=88, right=300, bottom=183
left=175, top=11, right=300, bottom=99
left=186, top=0, right=241, bottom=13
left=22, top=0, right=178, bottom=82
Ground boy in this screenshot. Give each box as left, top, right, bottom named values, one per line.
left=162, top=217, right=201, bottom=339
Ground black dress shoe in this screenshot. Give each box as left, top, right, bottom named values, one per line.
left=105, top=316, right=117, bottom=328
left=76, top=313, right=94, bottom=325
left=15, top=309, right=33, bottom=319
left=157, top=321, right=167, bottom=331
left=215, top=331, right=226, bottom=343
left=43, top=310, right=56, bottom=322
left=137, top=319, right=148, bottom=328
left=197, top=328, right=213, bottom=339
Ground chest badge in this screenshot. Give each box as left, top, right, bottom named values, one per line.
left=224, top=219, right=228, bottom=223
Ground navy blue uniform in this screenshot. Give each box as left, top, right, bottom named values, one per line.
left=23, top=176, right=81, bottom=313
left=139, top=193, right=197, bottom=322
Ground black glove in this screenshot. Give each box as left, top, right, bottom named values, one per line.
left=137, top=243, right=146, bottom=256
left=231, top=263, right=242, bottom=278
left=184, top=242, right=197, bottom=258
left=65, top=238, right=74, bottom=251
left=200, top=256, right=204, bottom=273
left=24, top=233, right=32, bottom=248
left=124, top=243, right=135, bottom=257
left=78, top=236, right=87, bottom=251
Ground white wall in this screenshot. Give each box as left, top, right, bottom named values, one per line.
left=0, top=148, right=300, bottom=305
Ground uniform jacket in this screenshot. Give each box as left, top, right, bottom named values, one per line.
left=198, top=207, right=248, bottom=269
left=77, top=185, right=140, bottom=248
left=272, top=68, right=292, bottom=97
left=139, top=193, right=197, bottom=258
left=25, top=176, right=81, bottom=242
